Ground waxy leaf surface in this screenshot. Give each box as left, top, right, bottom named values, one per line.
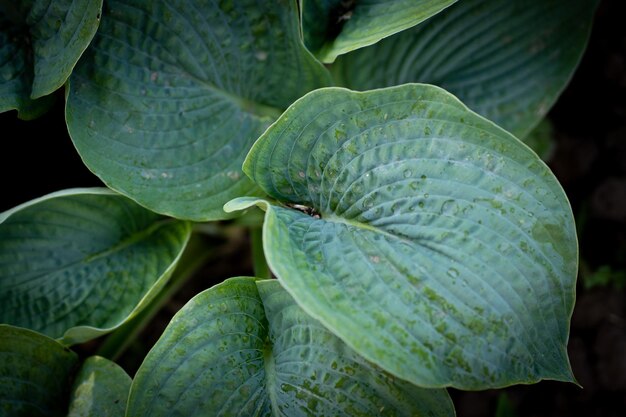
left=128, top=277, right=454, bottom=416
left=68, top=356, right=131, bottom=417
left=0, top=0, right=102, bottom=118
left=302, top=0, right=456, bottom=63
left=226, top=84, right=578, bottom=389
left=0, top=188, right=190, bottom=345
left=0, top=325, right=78, bottom=417
left=66, top=0, right=331, bottom=220
left=333, top=0, right=598, bottom=138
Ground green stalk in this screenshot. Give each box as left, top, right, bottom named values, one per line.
left=251, top=227, right=271, bottom=279
left=96, top=234, right=213, bottom=360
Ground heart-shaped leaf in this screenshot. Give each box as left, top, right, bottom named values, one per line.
left=0, top=0, right=102, bottom=119
left=0, top=188, right=191, bottom=345
left=128, top=277, right=454, bottom=416
left=301, top=0, right=456, bottom=63
left=225, top=84, right=578, bottom=389
left=0, top=324, right=78, bottom=417
left=66, top=0, right=332, bottom=221
left=68, top=356, right=131, bottom=417
left=332, top=0, right=598, bottom=138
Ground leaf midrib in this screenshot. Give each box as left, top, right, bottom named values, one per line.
left=84, top=218, right=176, bottom=262
left=263, top=340, right=281, bottom=416
left=173, top=65, right=284, bottom=121
left=3, top=218, right=176, bottom=289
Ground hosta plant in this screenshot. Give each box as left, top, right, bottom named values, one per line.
left=0, top=0, right=598, bottom=415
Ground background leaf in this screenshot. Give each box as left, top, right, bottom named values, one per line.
left=68, top=356, right=131, bottom=417
left=524, top=119, right=555, bottom=161
left=301, top=0, right=456, bottom=63
left=0, top=325, right=78, bottom=417
left=127, top=277, right=454, bottom=416
left=0, top=188, right=191, bottom=345
left=0, top=0, right=102, bottom=118
left=230, top=84, right=578, bottom=389
left=332, top=0, right=599, bottom=138
left=66, top=0, right=331, bottom=221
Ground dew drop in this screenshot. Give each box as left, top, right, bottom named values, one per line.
left=447, top=268, right=459, bottom=278
left=441, top=200, right=457, bottom=215
left=403, top=169, right=412, bottom=178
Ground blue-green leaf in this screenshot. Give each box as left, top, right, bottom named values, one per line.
left=301, top=0, right=456, bottom=63
left=68, top=356, right=131, bottom=417
left=66, top=0, right=331, bottom=221
left=0, top=0, right=102, bottom=118
left=332, top=0, right=598, bottom=138
left=127, top=277, right=454, bottom=416
left=0, top=188, right=191, bottom=345
left=0, top=324, right=78, bottom=417
left=226, top=84, right=578, bottom=389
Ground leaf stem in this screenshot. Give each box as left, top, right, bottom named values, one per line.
left=251, top=227, right=271, bottom=279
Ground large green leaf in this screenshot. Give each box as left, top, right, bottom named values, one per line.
left=66, top=0, right=331, bottom=221
left=301, top=0, right=456, bottom=63
left=0, top=324, right=78, bottom=417
left=127, top=277, right=454, bottom=416
left=0, top=188, right=191, bottom=345
left=0, top=0, right=102, bottom=118
left=225, top=84, right=578, bottom=389
left=332, top=0, right=598, bottom=138
left=68, top=356, right=131, bottom=417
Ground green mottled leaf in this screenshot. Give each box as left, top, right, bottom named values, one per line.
left=0, top=0, right=102, bottom=118
left=332, top=0, right=598, bottom=138
left=68, top=356, right=131, bottom=417
left=0, top=188, right=191, bottom=345
left=226, top=84, right=578, bottom=389
left=0, top=324, right=78, bottom=417
left=66, top=0, right=331, bottom=221
left=128, top=277, right=454, bottom=416
left=302, top=0, right=456, bottom=63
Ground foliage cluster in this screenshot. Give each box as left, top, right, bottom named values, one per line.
left=0, top=0, right=598, bottom=415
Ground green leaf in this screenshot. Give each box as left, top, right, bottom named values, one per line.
left=226, top=84, right=578, bottom=389
left=127, top=277, right=454, bottom=416
left=0, top=188, right=191, bottom=345
left=0, top=0, right=102, bottom=118
left=0, top=324, right=78, bottom=417
left=302, top=0, right=456, bottom=63
left=68, top=356, right=131, bottom=417
left=66, top=0, right=332, bottom=221
left=332, top=0, right=598, bottom=138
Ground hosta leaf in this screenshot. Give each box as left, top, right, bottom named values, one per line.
left=66, top=0, right=331, bottom=221
left=0, top=0, right=102, bottom=118
left=127, top=277, right=454, bottom=416
left=332, top=0, right=598, bottom=138
left=0, top=188, right=191, bottom=345
left=301, top=0, right=456, bottom=63
left=68, top=356, right=131, bottom=417
left=0, top=325, right=78, bottom=417
left=225, top=84, right=578, bottom=389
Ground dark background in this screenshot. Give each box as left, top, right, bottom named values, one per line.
left=2, top=0, right=625, bottom=415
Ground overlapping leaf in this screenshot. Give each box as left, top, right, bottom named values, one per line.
left=128, top=277, right=454, bottom=416
left=301, top=0, right=456, bottom=63
left=226, top=84, right=578, bottom=389
left=66, top=0, right=332, bottom=221
left=0, top=188, right=190, bottom=345
left=0, top=0, right=102, bottom=119
left=332, top=0, right=598, bottom=138
left=68, top=356, right=131, bottom=417
left=0, top=325, right=78, bottom=417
